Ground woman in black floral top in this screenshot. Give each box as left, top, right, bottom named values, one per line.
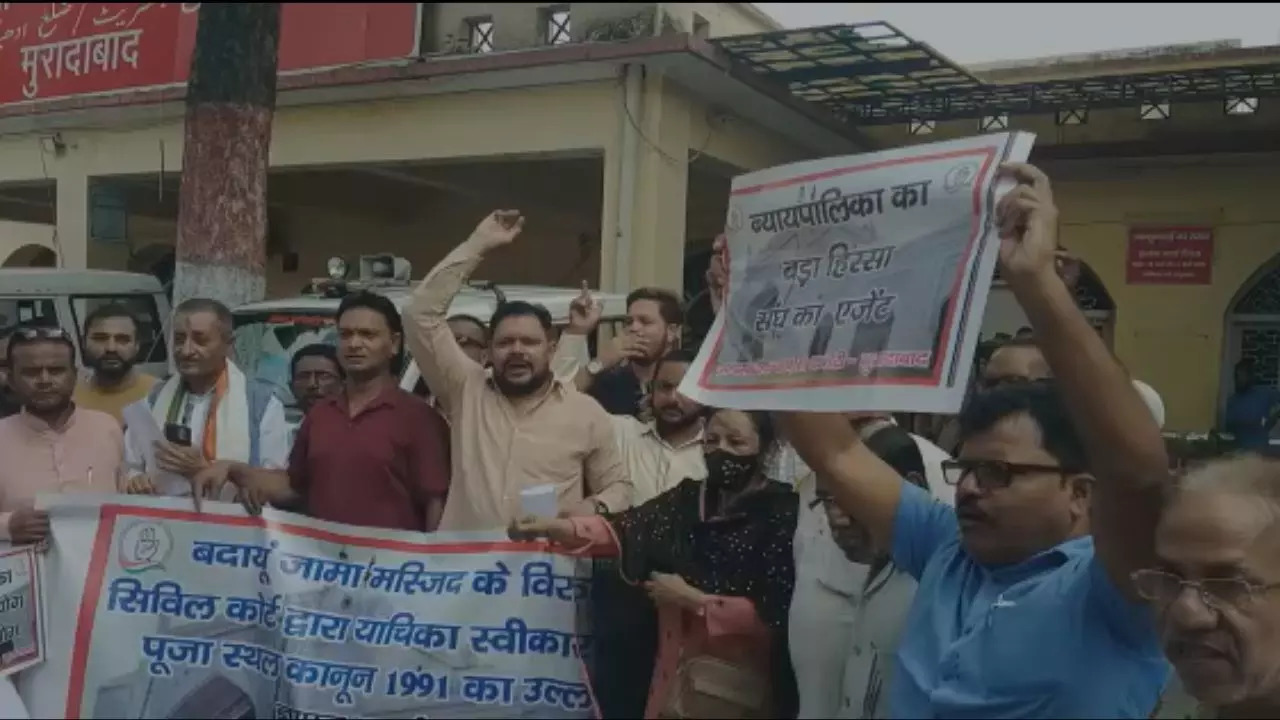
left=514, top=408, right=799, bottom=719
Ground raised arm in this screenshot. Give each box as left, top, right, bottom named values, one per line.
left=553, top=282, right=600, bottom=391
left=997, top=163, right=1169, bottom=599
left=555, top=282, right=644, bottom=392
left=405, top=211, right=524, bottom=415
left=707, top=234, right=727, bottom=316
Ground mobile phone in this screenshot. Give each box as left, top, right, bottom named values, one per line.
left=164, top=423, right=193, bottom=447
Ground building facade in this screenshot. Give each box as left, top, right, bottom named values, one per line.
left=854, top=41, right=1280, bottom=432
left=0, top=2, right=859, bottom=298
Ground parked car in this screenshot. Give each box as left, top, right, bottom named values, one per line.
left=0, top=268, right=172, bottom=378
left=231, top=254, right=628, bottom=423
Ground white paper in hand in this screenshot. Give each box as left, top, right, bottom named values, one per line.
left=520, top=485, right=559, bottom=518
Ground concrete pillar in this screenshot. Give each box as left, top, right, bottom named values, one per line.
left=601, top=69, right=692, bottom=297
left=55, top=173, right=89, bottom=269
left=627, top=71, right=691, bottom=295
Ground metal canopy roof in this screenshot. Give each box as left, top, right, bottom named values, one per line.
left=713, top=22, right=981, bottom=117
left=846, top=63, right=1280, bottom=123
left=716, top=23, right=1280, bottom=125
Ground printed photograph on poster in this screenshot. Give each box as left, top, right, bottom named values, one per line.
left=23, top=495, right=594, bottom=720
left=680, top=132, right=1037, bottom=413
left=0, top=544, right=45, bottom=677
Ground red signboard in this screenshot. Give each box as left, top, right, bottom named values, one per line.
left=1126, top=226, right=1214, bottom=285
left=0, top=3, right=419, bottom=106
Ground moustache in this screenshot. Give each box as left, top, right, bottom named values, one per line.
left=956, top=500, right=991, bottom=522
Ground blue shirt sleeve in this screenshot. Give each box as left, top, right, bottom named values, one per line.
left=890, top=481, right=959, bottom=580
left=1086, top=558, right=1164, bottom=653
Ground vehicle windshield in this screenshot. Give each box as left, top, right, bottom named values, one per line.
left=232, top=311, right=338, bottom=406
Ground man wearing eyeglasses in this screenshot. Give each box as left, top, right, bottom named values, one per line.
left=1140, top=450, right=1280, bottom=719
left=790, top=416, right=949, bottom=719
left=413, top=315, right=489, bottom=408
left=0, top=325, right=122, bottom=545
left=779, top=163, right=1172, bottom=718
left=289, top=344, right=343, bottom=416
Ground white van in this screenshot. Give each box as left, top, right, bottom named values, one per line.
left=231, top=254, right=629, bottom=420
left=0, top=269, right=172, bottom=378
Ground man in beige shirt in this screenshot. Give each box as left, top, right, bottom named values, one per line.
left=405, top=210, right=631, bottom=531
left=607, top=348, right=707, bottom=504
left=0, top=326, right=122, bottom=544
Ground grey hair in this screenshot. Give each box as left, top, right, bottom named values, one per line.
left=1175, top=453, right=1280, bottom=523
left=174, top=298, right=233, bottom=339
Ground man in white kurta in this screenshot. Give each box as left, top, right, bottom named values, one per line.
left=784, top=417, right=953, bottom=719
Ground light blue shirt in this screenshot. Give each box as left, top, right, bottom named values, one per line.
left=889, top=483, right=1170, bottom=718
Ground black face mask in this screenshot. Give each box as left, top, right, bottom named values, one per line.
left=704, top=450, right=760, bottom=493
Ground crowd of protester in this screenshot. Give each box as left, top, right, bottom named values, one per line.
left=1, top=163, right=1278, bottom=719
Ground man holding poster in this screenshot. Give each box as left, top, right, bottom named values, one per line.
left=680, top=132, right=1035, bottom=414
left=778, top=163, right=1171, bottom=718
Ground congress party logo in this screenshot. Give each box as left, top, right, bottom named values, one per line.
left=727, top=204, right=744, bottom=233
left=117, top=521, right=174, bottom=574
left=944, top=162, right=979, bottom=194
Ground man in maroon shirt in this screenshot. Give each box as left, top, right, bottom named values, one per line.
left=193, top=291, right=451, bottom=531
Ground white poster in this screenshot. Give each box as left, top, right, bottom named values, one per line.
left=0, top=546, right=43, bottom=679
left=681, top=132, right=1036, bottom=413
left=21, top=495, right=594, bottom=719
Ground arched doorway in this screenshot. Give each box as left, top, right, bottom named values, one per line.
left=1221, top=258, right=1280, bottom=420
left=2, top=243, right=56, bottom=267
left=128, top=243, right=175, bottom=300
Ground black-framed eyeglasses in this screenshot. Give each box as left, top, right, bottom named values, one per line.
left=1131, top=568, right=1280, bottom=611
left=941, top=459, right=1067, bottom=492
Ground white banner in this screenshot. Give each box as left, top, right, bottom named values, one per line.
left=19, top=495, right=595, bottom=719
left=681, top=132, right=1036, bottom=413
left=0, top=545, right=43, bottom=679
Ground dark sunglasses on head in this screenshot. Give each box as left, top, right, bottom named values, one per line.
left=12, top=326, right=71, bottom=341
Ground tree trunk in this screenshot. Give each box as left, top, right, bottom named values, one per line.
left=173, top=3, right=281, bottom=310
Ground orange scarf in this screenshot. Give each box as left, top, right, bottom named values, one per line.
left=200, top=369, right=229, bottom=462
left=165, top=366, right=229, bottom=462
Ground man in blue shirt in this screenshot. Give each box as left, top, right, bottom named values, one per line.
left=780, top=163, right=1172, bottom=718
left=1223, top=359, right=1280, bottom=451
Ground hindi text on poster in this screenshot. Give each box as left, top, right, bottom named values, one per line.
left=0, top=545, right=43, bottom=678
left=19, top=495, right=594, bottom=719
left=681, top=132, right=1036, bottom=414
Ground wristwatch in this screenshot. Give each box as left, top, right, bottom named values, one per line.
left=586, top=359, right=604, bottom=376
left=593, top=499, right=610, bottom=515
